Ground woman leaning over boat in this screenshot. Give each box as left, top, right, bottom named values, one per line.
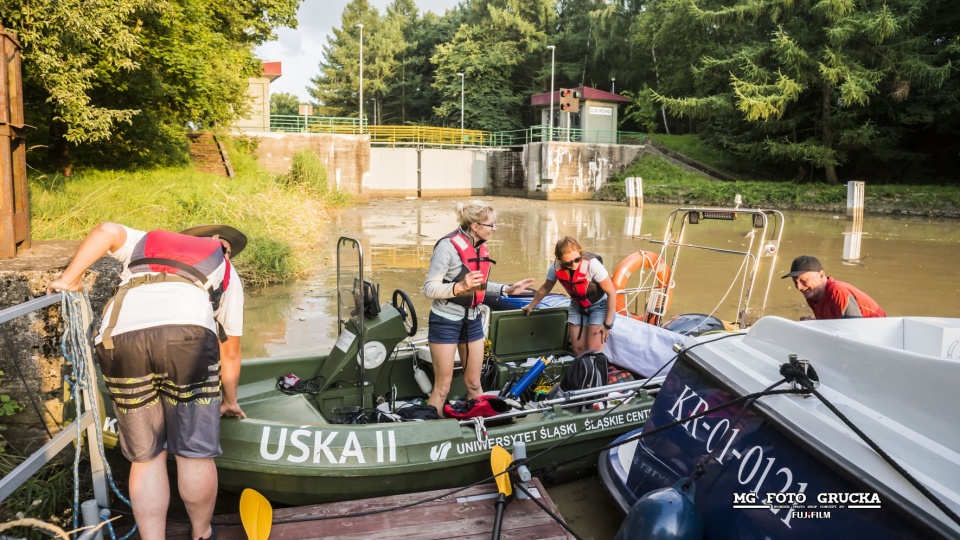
left=423, top=200, right=533, bottom=417
left=522, top=236, right=618, bottom=356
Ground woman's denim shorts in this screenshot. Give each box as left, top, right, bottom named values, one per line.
left=428, top=311, right=484, bottom=344
left=566, top=298, right=608, bottom=327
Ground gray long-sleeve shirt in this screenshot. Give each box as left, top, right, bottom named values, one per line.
left=423, top=236, right=506, bottom=321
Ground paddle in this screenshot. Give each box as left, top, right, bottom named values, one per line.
left=240, top=488, right=273, bottom=540
left=490, top=445, right=513, bottom=540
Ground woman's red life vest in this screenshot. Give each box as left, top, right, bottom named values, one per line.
left=555, top=252, right=606, bottom=308
left=435, top=229, right=495, bottom=308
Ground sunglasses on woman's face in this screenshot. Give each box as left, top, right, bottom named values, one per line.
left=561, top=256, right=582, bottom=268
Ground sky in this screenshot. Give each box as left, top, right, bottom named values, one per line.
left=255, top=0, right=459, bottom=102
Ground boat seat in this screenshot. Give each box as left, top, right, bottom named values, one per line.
left=241, top=392, right=328, bottom=425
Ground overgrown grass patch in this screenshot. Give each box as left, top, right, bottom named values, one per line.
left=29, top=140, right=350, bottom=285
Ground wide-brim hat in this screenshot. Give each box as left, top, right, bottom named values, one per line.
left=180, top=224, right=248, bottom=257
left=781, top=255, right=822, bottom=279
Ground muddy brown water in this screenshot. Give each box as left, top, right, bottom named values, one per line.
left=237, top=197, right=960, bottom=538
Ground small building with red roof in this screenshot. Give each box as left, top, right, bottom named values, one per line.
left=530, top=86, right=629, bottom=144
left=236, top=61, right=283, bottom=131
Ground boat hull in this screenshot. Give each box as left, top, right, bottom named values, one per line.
left=605, top=352, right=945, bottom=539
left=216, top=400, right=653, bottom=505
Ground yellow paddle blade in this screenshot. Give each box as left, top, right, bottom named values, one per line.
left=490, top=445, right=513, bottom=497
left=240, top=488, right=273, bottom=540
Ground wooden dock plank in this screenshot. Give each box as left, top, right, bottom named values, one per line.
left=132, top=478, right=573, bottom=539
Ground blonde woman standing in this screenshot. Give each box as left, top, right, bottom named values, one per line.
left=423, top=200, right=533, bottom=416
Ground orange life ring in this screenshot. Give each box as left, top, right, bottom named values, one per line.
left=612, top=250, right=672, bottom=325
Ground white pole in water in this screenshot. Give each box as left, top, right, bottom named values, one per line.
left=547, top=45, right=556, bottom=142
left=625, top=177, right=643, bottom=207
left=847, top=180, right=865, bottom=215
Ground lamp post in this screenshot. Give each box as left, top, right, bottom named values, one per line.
left=357, top=23, right=364, bottom=134
left=457, top=72, right=465, bottom=143
left=611, top=77, right=616, bottom=94
left=547, top=45, right=556, bottom=142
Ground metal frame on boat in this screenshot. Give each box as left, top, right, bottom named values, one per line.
left=615, top=206, right=784, bottom=329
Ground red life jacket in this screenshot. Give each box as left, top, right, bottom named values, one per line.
left=443, top=395, right=512, bottom=419
left=100, top=230, right=231, bottom=349
left=435, top=229, right=495, bottom=308
left=555, top=252, right=605, bottom=308
left=128, top=230, right=231, bottom=308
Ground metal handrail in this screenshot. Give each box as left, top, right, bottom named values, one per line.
left=0, top=291, right=110, bottom=508
left=231, top=116, right=649, bottom=148
left=0, top=292, right=61, bottom=325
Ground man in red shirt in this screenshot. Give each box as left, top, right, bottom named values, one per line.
left=782, top=255, right=886, bottom=320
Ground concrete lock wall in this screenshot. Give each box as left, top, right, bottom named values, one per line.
left=366, top=147, right=488, bottom=197
left=250, top=132, right=369, bottom=198
left=520, top=142, right=644, bottom=200
left=237, top=132, right=644, bottom=200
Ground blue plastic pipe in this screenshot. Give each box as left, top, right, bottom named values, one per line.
left=506, top=357, right=549, bottom=398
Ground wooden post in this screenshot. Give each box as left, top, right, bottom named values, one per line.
left=625, top=176, right=643, bottom=207
left=1, top=28, right=29, bottom=258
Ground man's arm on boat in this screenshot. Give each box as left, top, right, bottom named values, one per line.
left=219, top=335, right=245, bottom=418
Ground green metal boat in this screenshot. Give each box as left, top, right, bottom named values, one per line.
left=94, top=237, right=660, bottom=506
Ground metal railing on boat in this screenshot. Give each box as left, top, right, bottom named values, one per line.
left=455, top=376, right=666, bottom=426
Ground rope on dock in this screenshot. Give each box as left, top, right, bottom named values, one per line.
left=61, top=290, right=136, bottom=540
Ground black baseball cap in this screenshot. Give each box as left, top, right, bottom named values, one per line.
left=781, top=255, right=823, bottom=279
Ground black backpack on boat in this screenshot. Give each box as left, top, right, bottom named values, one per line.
left=559, top=350, right=609, bottom=392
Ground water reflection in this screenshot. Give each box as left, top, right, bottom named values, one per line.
left=624, top=207, right=643, bottom=238
left=242, top=198, right=960, bottom=358
left=842, top=208, right=865, bottom=263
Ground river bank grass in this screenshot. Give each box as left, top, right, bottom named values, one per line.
left=598, top=151, right=960, bottom=218
left=29, top=141, right=348, bottom=286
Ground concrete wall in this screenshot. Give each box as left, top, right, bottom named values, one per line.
left=250, top=132, right=369, bottom=199
left=366, top=147, right=489, bottom=198
left=240, top=131, right=643, bottom=201
left=520, top=142, right=644, bottom=200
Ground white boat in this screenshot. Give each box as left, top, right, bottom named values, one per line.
left=604, top=315, right=960, bottom=539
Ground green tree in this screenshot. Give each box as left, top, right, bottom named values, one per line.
left=309, top=0, right=378, bottom=118
left=5, top=0, right=300, bottom=170
left=432, top=0, right=554, bottom=131
left=4, top=0, right=152, bottom=170
left=271, top=92, right=301, bottom=116
left=651, top=0, right=953, bottom=183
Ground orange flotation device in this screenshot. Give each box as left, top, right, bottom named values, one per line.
left=612, top=250, right=672, bottom=325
